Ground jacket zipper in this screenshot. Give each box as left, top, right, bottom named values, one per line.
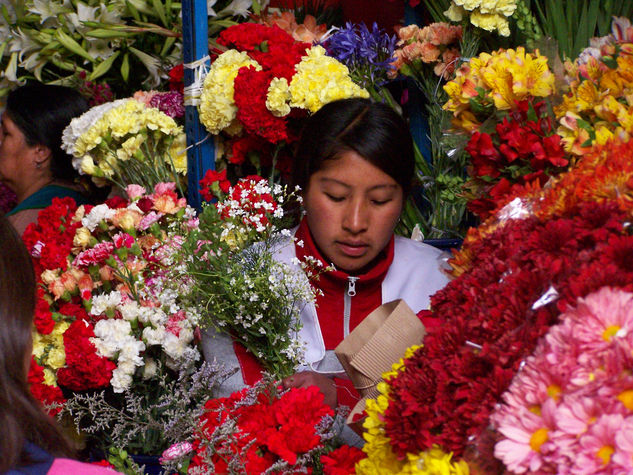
left=343, top=276, right=359, bottom=337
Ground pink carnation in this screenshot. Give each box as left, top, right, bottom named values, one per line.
left=125, top=184, right=147, bottom=200
left=113, top=232, right=135, bottom=249
left=73, top=242, right=115, bottom=267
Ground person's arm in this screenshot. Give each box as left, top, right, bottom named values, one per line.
left=281, top=370, right=337, bottom=409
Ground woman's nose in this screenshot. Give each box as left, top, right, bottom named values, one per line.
left=342, top=198, right=369, bottom=234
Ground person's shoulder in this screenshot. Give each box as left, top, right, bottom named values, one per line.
left=393, top=235, right=447, bottom=260
left=48, top=458, right=121, bottom=474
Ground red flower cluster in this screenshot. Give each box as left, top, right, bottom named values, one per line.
left=382, top=199, right=633, bottom=459
left=22, top=197, right=84, bottom=277
left=464, top=100, right=567, bottom=219
left=321, top=445, right=365, bottom=475
left=27, top=357, right=66, bottom=415
left=56, top=319, right=116, bottom=391
left=214, top=23, right=311, bottom=177
left=217, top=176, right=278, bottom=229
left=199, top=168, right=231, bottom=201
left=189, top=385, right=334, bottom=473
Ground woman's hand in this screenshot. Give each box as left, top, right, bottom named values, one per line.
left=281, top=371, right=337, bottom=409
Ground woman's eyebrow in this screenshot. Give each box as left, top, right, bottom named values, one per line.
left=318, top=177, right=398, bottom=191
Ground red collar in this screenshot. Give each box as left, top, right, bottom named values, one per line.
left=294, top=217, right=394, bottom=285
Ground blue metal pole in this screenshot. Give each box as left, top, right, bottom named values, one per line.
left=182, top=0, right=214, bottom=209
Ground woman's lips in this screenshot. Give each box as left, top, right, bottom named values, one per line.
left=336, top=241, right=368, bottom=257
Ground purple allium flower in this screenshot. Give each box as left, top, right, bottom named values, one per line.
left=149, top=91, right=185, bottom=119
left=323, top=22, right=397, bottom=88
left=0, top=182, right=16, bottom=214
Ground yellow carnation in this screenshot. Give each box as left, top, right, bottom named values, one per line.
left=43, top=368, right=57, bottom=386
left=199, top=50, right=260, bottom=134
left=444, top=3, right=465, bottom=21
left=73, top=227, right=92, bottom=248
left=289, top=45, right=369, bottom=113
left=266, top=77, right=292, bottom=117
left=168, top=133, right=188, bottom=174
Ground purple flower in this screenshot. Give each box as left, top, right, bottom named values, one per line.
left=149, top=91, right=185, bottom=119
left=323, top=22, right=397, bottom=88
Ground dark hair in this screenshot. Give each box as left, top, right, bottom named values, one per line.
left=0, top=214, right=73, bottom=471
left=293, top=98, right=415, bottom=197
left=6, top=82, right=89, bottom=181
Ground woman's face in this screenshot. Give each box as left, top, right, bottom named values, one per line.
left=304, top=150, right=403, bottom=274
left=0, top=114, right=35, bottom=190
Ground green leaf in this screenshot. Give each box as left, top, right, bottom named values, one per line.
left=159, top=36, right=176, bottom=57
left=88, top=51, right=120, bottom=81
left=85, top=28, right=137, bottom=39
left=121, top=52, right=130, bottom=82
left=602, top=56, right=618, bottom=69
left=151, top=0, right=168, bottom=27
left=125, top=0, right=141, bottom=21
left=55, top=30, right=95, bottom=63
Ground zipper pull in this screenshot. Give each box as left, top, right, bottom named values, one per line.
left=347, top=276, right=359, bottom=297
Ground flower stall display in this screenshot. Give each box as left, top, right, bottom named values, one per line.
left=23, top=185, right=226, bottom=455
left=183, top=172, right=331, bottom=379
left=355, top=137, right=633, bottom=473
left=61, top=98, right=187, bottom=194
left=161, top=377, right=362, bottom=474
left=198, top=22, right=368, bottom=181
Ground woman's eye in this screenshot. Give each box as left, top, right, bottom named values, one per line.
left=325, top=193, right=345, bottom=202
left=371, top=198, right=392, bottom=205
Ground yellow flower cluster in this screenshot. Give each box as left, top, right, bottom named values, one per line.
left=356, top=346, right=470, bottom=475
left=555, top=44, right=633, bottom=156
left=199, top=50, right=260, bottom=134
left=443, top=47, right=555, bottom=133
left=285, top=46, right=369, bottom=113
left=445, top=0, right=517, bottom=37
left=73, top=99, right=186, bottom=185
left=32, top=321, right=71, bottom=386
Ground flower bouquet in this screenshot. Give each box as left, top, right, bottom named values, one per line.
left=554, top=17, right=633, bottom=158
left=442, top=46, right=563, bottom=219
left=492, top=286, right=633, bottom=474
left=198, top=22, right=368, bottom=181
left=160, top=377, right=363, bottom=475
left=61, top=98, right=187, bottom=194
left=23, top=185, right=227, bottom=455
left=183, top=172, right=330, bottom=379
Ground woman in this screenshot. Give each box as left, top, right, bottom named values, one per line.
left=0, top=215, right=117, bottom=474
left=203, top=98, right=450, bottom=433
left=0, top=83, right=92, bottom=235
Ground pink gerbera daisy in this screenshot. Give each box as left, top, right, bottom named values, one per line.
left=572, top=414, right=623, bottom=474
left=567, top=287, right=633, bottom=355
left=612, top=416, right=633, bottom=471
left=494, top=399, right=558, bottom=473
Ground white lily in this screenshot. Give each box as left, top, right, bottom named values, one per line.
left=129, top=46, right=164, bottom=87
left=218, top=0, right=261, bottom=17
left=29, top=0, right=70, bottom=25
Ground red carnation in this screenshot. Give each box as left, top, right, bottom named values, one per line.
left=56, top=319, right=116, bottom=391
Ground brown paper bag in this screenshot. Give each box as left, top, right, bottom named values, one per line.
left=334, top=299, right=426, bottom=430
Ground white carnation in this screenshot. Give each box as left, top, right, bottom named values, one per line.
left=82, top=203, right=116, bottom=231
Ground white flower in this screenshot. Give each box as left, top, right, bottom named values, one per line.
left=62, top=99, right=128, bottom=157
left=143, top=357, right=158, bottom=379
left=82, top=203, right=116, bottom=231
left=111, top=367, right=133, bottom=393
left=143, top=326, right=167, bottom=346
left=90, top=291, right=123, bottom=317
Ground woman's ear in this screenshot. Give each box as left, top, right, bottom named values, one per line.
left=32, top=145, right=52, bottom=170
